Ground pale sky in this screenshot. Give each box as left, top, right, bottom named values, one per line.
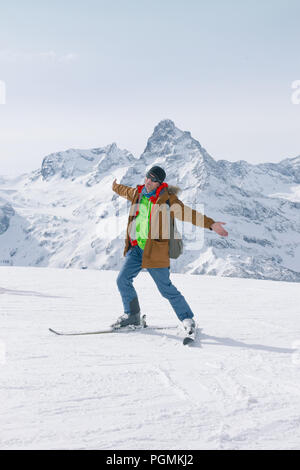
left=0, top=0, right=300, bottom=176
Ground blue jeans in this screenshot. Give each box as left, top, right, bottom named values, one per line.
left=116, top=245, right=194, bottom=322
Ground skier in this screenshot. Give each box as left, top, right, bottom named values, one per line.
left=111, top=166, right=228, bottom=340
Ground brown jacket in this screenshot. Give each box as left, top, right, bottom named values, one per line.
left=112, top=181, right=215, bottom=268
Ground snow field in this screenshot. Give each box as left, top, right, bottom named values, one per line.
left=0, top=266, right=300, bottom=449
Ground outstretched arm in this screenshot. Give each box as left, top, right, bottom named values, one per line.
left=170, top=196, right=228, bottom=237
left=112, top=178, right=137, bottom=202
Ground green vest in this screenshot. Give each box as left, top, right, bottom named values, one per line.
left=135, top=195, right=153, bottom=250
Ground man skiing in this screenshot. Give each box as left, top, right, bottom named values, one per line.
left=111, top=166, right=228, bottom=340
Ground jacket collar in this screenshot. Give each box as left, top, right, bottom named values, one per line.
left=137, top=182, right=168, bottom=204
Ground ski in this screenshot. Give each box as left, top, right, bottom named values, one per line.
left=183, top=334, right=195, bottom=346
left=49, top=324, right=177, bottom=336
left=49, top=314, right=202, bottom=345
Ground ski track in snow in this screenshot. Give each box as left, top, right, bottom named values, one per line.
left=0, top=266, right=300, bottom=449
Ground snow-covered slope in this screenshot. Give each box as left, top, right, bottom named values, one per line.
left=0, top=266, right=300, bottom=450
left=0, top=197, right=15, bottom=236
left=0, top=119, right=299, bottom=281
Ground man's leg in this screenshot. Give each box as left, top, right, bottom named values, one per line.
left=147, top=267, right=194, bottom=321
left=116, top=246, right=143, bottom=315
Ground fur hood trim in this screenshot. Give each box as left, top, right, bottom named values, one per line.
left=167, top=185, right=181, bottom=195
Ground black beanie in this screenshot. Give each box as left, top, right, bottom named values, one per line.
left=147, top=166, right=166, bottom=183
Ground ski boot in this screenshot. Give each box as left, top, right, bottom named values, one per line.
left=111, top=311, right=147, bottom=329
left=182, top=318, right=196, bottom=345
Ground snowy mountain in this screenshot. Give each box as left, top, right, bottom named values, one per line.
left=0, top=119, right=299, bottom=282
left=41, top=143, right=136, bottom=185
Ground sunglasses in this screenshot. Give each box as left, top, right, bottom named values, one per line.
left=146, top=172, right=160, bottom=183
